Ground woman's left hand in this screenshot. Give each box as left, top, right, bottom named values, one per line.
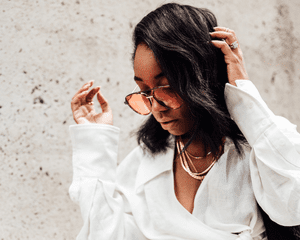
left=210, top=27, right=248, bottom=86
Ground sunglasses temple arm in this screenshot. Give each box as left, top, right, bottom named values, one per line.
left=131, top=85, right=139, bottom=93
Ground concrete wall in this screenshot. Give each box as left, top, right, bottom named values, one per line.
left=0, top=0, right=299, bottom=239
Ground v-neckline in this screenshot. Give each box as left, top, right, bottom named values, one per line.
left=141, top=147, right=237, bottom=240
left=171, top=149, right=228, bottom=216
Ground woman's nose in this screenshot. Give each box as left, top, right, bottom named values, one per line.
left=151, top=97, right=169, bottom=113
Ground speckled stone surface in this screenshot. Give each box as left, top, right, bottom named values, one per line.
left=0, top=0, right=299, bottom=239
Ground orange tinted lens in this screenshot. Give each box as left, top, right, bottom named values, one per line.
left=126, top=94, right=151, bottom=115
left=154, top=88, right=182, bottom=109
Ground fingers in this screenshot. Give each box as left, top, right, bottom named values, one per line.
left=210, top=27, right=248, bottom=85
left=210, top=27, right=238, bottom=50
left=72, top=80, right=94, bottom=100
left=97, top=90, right=111, bottom=113
left=71, top=86, right=100, bottom=109
left=213, top=27, right=234, bottom=34
left=71, top=81, right=100, bottom=113
left=213, top=27, right=237, bottom=38
left=210, top=40, right=233, bottom=56
left=71, top=89, right=89, bottom=112
left=210, top=32, right=236, bottom=47
left=86, top=86, right=100, bottom=103
left=71, top=80, right=97, bottom=110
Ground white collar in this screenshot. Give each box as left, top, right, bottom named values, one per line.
left=135, top=136, right=175, bottom=193
left=135, top=136, right=235, bottom=193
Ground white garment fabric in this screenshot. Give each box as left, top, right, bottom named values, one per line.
left=69, top=80, right=300, bottom=240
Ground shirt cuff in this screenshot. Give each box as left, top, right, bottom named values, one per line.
left=224, top=80, right=275, bottom=146
left=69, top=124, right=120, bottom=180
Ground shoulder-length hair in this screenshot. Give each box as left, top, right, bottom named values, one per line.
left=132, top=3, right=247, bottom=158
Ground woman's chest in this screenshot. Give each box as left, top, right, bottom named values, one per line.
left=173, top=158, right=202, bottom=214
left=173, top=149, right=220, bottom=214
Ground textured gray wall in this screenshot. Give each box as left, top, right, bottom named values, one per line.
left=0, top=0, right=299, bottom=239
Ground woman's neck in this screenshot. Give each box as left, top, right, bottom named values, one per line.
left=179, top=134, right=225, bottom=159
left=179, top=135, right=208, bottom=158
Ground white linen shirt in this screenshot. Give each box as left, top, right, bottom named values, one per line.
left=69, top=80, right=300, bottom=240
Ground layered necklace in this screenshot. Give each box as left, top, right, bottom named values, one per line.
left=176, top=136, right=217, bottom=182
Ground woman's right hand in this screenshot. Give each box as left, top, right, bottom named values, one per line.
left=71, top=80, right=113, bottom=125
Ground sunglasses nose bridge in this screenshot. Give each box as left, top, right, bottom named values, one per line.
left=146, top=95, right=153, bottom=100
left=125, top=86, right=178, bottom=115
left=148, top=94, right=170, bottom=110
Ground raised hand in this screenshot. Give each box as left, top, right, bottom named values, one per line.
left=71, top=80, right=113, bottom=125
left=210, top=27, right=249, bottom=86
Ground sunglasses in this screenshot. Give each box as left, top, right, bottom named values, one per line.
left=124, top=85, right=183, bottom=115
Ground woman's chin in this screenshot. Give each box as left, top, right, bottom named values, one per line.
left=162, top=127, right=185, bottom=137
left=159, top=119, right=194, bottom=137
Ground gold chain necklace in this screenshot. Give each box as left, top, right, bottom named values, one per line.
left=176, top=137, right=217, bottom=181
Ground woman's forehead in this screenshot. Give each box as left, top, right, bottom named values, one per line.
left=134, top=45, right=160, bottom=74
left=134, top=44, right=155, bottom=61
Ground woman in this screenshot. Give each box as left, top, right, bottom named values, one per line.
left=69, top=3, right=300, bottom=240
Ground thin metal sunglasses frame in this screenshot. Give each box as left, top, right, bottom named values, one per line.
left=124, top=84, right=182, bottom=114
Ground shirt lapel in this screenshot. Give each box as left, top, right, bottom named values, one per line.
left=135, top=136, right=175, bottom=193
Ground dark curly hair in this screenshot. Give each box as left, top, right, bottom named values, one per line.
left=132, top=3, right=247, bottom=158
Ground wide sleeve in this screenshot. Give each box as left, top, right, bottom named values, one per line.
left=69, top=124, right=146, bottom=240
left=224, top=80, right=300, bottom=226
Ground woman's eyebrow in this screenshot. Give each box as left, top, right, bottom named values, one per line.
left=134, top=76, right=143, bottom=81
left=134, top=72, right=164, bottom=82
left=154, top=72, right=164, bottom=79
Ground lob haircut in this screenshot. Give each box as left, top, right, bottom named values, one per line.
left=132, top=3, right=247, bottom=157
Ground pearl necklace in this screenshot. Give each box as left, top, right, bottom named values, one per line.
left=176, top=137, right=217, bottom=182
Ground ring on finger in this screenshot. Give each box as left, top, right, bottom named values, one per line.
left=229, top=41, right=238, bottom=49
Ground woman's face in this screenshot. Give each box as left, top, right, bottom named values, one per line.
left=133, top=43, right=196, bottom=137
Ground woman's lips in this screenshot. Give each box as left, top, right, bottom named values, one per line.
left=160, top=120, right=177, bottom=127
